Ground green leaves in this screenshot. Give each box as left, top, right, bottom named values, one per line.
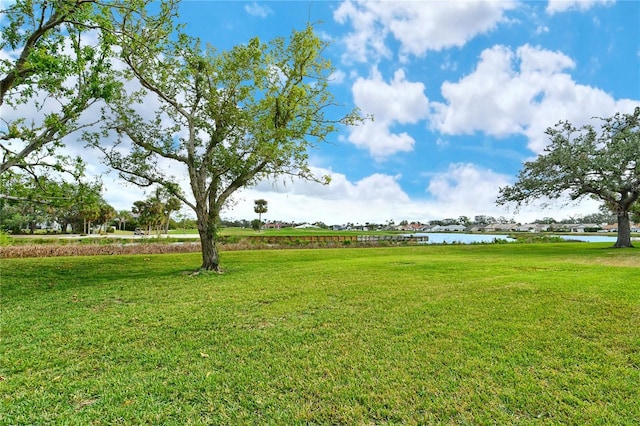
left=1, top=0, right=177, bottom=178
left=497, top=108, right=640, bottom=247
left=96, top=21, right=365, bottom=269
left=498, top=109, right=640, bottom=207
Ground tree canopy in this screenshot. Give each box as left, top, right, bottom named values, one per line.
left=92, top=23, right=364, bottom=271
left=497, top=108, right=640, bottom=248
left=0, top=173, right=107, bottom=233
left=0, top=0, right=178, bottom=194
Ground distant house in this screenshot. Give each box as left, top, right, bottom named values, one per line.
left=430, top=224, right=466, bottom=232
left=515, top=224, right=536, bottom=232
left=568, top=223, right=600, bottom=233
left=515, top=224, right=550, bottom=232
left=483, top=223, right=518, bottom=232
left=294, top=223, right=320, bottom=229
left=407, top=222, right=427, bottom=231
left=262, top=222, right=282, bottom=229
left=36, top=221, right=62, bottom=232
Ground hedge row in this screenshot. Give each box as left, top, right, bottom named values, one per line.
left=0, top=235, right=426, bottom=258
left=0, top=242, right=202, bottom=259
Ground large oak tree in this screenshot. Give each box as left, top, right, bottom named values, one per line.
left=497, top=108, right=639, bottom=248
left=95, top=24, right=364, bottom=271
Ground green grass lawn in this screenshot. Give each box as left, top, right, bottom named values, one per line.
left=1, top=244, right=639, bottom=424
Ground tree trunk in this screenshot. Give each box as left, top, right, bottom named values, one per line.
left=194, top=197, right=221, bottom=271
left=614, top=211, right=634, bottom=248
left=198, top=224, right=220, bottom=271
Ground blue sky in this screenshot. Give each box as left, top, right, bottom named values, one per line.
left=172, top=0, right=638, bottom=225
left=5, top=0, right=639, bottom=224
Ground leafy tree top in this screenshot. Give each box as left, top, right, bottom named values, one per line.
left=497, top=107, right=639, bottom=247
left=92, top=22, right=366, bottom=270
left=497, top=108, right=639, bottom=211
left=0, top=0, right=178, bottom=178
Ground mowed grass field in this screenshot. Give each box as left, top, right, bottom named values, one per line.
left=1, top=243, right=639, bottom=424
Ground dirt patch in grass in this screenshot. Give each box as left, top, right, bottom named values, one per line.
left=585, top=257, right=639, bottom=268
left=562, top=249, right=640, bottom=268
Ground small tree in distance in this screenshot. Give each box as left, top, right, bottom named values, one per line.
left=253, top=199, right=268, bottom=231
left=497, top=108, right=639, bottom=248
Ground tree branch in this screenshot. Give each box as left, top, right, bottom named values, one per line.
left=0, top=1, right=92, bottom=104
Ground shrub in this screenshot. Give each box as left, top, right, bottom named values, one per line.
left=0, top=230, right=10, bottom=246
left=0, top=242, right=202, bottom=258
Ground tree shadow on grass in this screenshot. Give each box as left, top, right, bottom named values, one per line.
left=1, top=253, right=206, bottom=297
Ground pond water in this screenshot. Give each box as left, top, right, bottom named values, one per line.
left=406, top=233, right=515, bottom=244
left=554, top=234, right=618, bottom=243
left=405, top=233, right=622, bottom=244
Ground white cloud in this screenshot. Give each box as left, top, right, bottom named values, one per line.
left=224, top=164, right=530, bottom=225
left=348, top=68, right=429, bottom=159
left=347, top=122, right=416, bottom=160
left=546, top=0, right=614, bottom=15
left=429, top=44, right=640, bottom=154
left=223, top=167, right=414, bottom=224
left=435, top=137, right=449, bottom=147
left=159, top=164, right=602, bottom=225
left=353, top=69, right=428, bottom=123
left=223, top=162, right=596, bottom=225
left=329, top=69, right=346, bottom=84
left=101, top=174, right=148, bottom=212
left=426, top=163, right=512, bottom=215
left=244, top=2, right=273, bottom=18
left=251, top=167, right=409, bottom=202
left=101, top=159, right=604, bottom=226
left=535, top=25, right=549, bottom=34
left=334, top=0, right=517, bottom=62
left=333, top=0, right=391, bottom=63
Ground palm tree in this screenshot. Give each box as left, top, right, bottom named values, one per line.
left=253, top=199, right=268, bottom=231
left=98, top=203, right=117, bottom=233
left=117, top=210, right=133, bottom=231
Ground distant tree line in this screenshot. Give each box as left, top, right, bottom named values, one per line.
left=2, top=168, right=637, bottom=237
left=0, top=179, right=185, bottom=235
left=222, top=209, right=639, bottom=231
